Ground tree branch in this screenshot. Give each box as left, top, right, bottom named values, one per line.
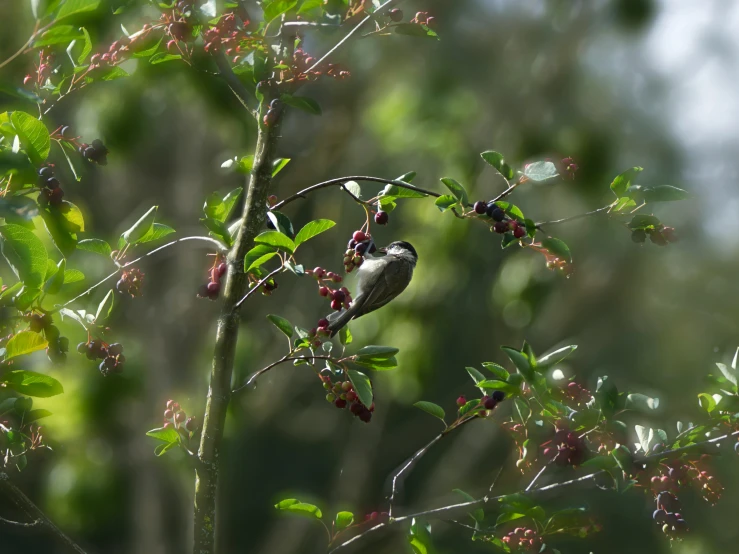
left=535, top=206, right=611, bottom=228
left=232, top=354, right=336, bottom=393
left=328, top=429, right=739, bottom=553
left=0, top=473, right=88, bottom=553
left=304, top=0, right=402, bottom=74
left=232, top=264, right=284, bottom=310
left=212, top=51, right=259, bottom=119
left=270, top=176, right=444, bottom=211
left=60, top=236, right=225, bottom=309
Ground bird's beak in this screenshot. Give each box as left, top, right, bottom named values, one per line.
left=378, top=246, right=388, bottom=253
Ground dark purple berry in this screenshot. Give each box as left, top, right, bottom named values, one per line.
left=483, top=396, right=497, bottom=410
left=492, top=390, right=505, bottom=402
left=388, top=8, right=403, bottom=22
left=38, top=166, right=53, bottom=179
left=335, top=398, right=347, bottom=409
left=46, top=177, right=60, bottom=189
left=108, top=343, right=123, bottom=356
left=207, top=281, right=221, bottom=295
left=355, top=242, right=368, bottom=255
left=493, top=221, right=508, bottom=234
left=474, top=201, right=487, bottom=214
left=374, top=211, right=389, bottom=225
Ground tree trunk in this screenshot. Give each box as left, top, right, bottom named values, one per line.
left=192, top=107, right=283, bottom=553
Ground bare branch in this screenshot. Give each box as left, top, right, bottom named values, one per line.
left=388, top=433, right=444, bottom=518
left=270, top=176, right=444, bottom=211
left=535, top=206, right=611, bottom=228
left=0, top=473, right=89, bottom=553
left=525, top=464, right=549, bottom=492
left=0, top=514, right=42, bottom=528
left=233, top=264, right=284, bottom=310
left=232, top=354, right=337, bottom=393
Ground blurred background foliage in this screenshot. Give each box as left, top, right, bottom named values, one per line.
left=2, top=0, right=739, bottom=553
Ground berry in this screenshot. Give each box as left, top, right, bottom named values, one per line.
left=388, top=8, right=403, bottom=21
left=456, top=395, right=467, bottom=407
left=169, top=21, right=191, bottom=41
left=355, top=242, right=368, bottom=255
left=330, top=273, right=342, bottom=283
left=49, top=187, right=64, bottom=206
left=319, top=286, right=329, bottom=297
left=493, top=221, right=509, bottom=234
left=108, top=343, right=123, bottom=356
left=487, top=204, right=505, bottom=221
left=649, top=230, right=668, bottom=246
left=197, top=284, right=209, bottom=298
left=38, top=166, right=53, bottom=179
left=513, top=225, right=526, bottom=239
left=332, top=290, right=346, bottom=302
left=207, top=281, right=221, bottom=295
left=662, top=226, right=678, bottom=243
left=352, top=231, right=367, bottom=242
left=334, top=398, right=347, bottom=409
left=492, top=390, right=505, bottom=402
left=348, top=239, right=357, bottom=250
left=217, top=263, right=227, bottom=277
left=483, top=396, right=497, bottom=410
left=331, top=299, right=341, bottom=311
left=317, top=318, right=329, bottom=329
left=313, top=267, right=325, bottom=279
left=77, top=341, right=88, bottom=354
left=46, top=177, right=60, bottom=189
left=631, top=229, right=647, bottom=243
left=263, top=109, right=278, bottom=127
left=374, top=211, right=389, bottom=225
left=326, top=393, right=336, bottom=403
left=269, top=98, right=281, bottom=110
left=341, top=381, right=352, bottom=392
left=473, top=201, right=487, bottom=214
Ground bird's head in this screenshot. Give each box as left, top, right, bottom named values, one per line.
left=379, top=241, right=418, bottom=266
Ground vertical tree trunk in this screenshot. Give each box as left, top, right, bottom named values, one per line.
left=192, top=107, right=283, bottom=553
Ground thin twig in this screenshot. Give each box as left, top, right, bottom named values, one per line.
left=535, top=206, right=611, bottom=228
left=304, top=0, right=400, bottom=74
left=212, top=51, right=259, bottom=119
left=525, top=464, right=549, bottom=492
left=0, top=21, right=41, bottom=70
left=232, top=354, right=336, bottom=393
left=0, top=514, right=42, bottom=527
left=233, top=264, right=284, bottom=309
left=388, top=433, right=444, bottom=518
left=60, top=236, right=225, bottom=308
left=0, top=473, right=89, bottom=553
left=270, top=176, right=443, bottom=212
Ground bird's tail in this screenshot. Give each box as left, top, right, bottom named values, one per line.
left=327, top=295, right=366, bottom=337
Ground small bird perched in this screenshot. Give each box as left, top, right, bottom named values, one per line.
left=327, top=241, right=418, bottom=336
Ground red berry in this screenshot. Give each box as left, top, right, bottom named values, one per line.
left=207, top=281, right=221, bottom=294
left=313, top=267, right=325, bottom=279
left=352, top=231, right=366, bottom=242
left=334, top=398, right=347, bottom=409
left=319, top=286, right=329, bottom=297
left=483, top=396, right=497, bottom=410
left=318, top=318, right=329, bottom=329
left=456, top=395, right=467, bottom=407
left=513, top=225, right=526, bottom=239
left=217, top=263, right=227, bottom=277
left=49, top=187, right=64, bottom=206
left=493, top=221, right=508, bottom=234
left=164, top=409, right=174, bottom=419
left=331, top=299, right=341, bottom=310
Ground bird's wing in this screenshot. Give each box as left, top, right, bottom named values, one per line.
left=352, top=256, right=412, bottom=318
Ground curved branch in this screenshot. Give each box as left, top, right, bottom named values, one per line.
left=61, top=236, right=226, bottom=309
left=0, top=21, right=41, bottom=70
left=270, top=176, right=444, bottom=211
left=0, top=514, right=42, bottom=528
left=233, top=264, right=284, bottom=310
left=535, top=206, right=611, bottom=228
left=232, top=354, right=336, bottom=393
left=0, top=473, right=88, bottom=553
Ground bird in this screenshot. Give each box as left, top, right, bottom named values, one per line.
left=327, top=241, right=418, bottom=337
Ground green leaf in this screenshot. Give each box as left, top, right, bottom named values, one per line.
left=2, top=370, right=63, bottom=398
left=32, top=25, right=84, bottom=47
left=434, top=194, right=457, bottom=212
left=538, top=345, right=577, bottom=368
left=413, top=401, right=445, bottom=422
left=272, top=158, right=290, bottom=177
left=131, top=38, right=162, bottom=58
left=244, top=244, right=278, bottom=273
left=394, top=23, right=439, bottom=39
left=628, top=214, right=661, bottom=231
left=440, top=177, right=468, bottom=206
left=294, top=219, right=336, bottom=247
left=204, top=188, right=242, bottom=223
left=63, top=269, right=84, bottom=284
left=44, top=258, right=66, bottom=295
left=25, top=408, right=52, bottom=423
left=451, top=489, right=483, bottom=522
left=55, top=0, right=101, bottom=21
left=267, top=314, right=293, bottom=338
left=625, top=393, right=660, bottom=412
left=146, top=427, right=180, bottom=444
left=343, top=181, right=362, bottom=198
left=201, top=217, right=232, bottom=247
left=639, top=185, right=689, bottom=202
left=541, top=237, right=572, bottom=263
left=94, top=289, right=114, bottom=322
left=379, top=184, right=426, bottom=199
left=254, top=230, right=295, bottom=253
left=408, top=518, right=435, bottom=554
left=356, top=345, right=398, bottom=359
left=148, top=53, right=181, bottom=64
left=11, top=111, right=50, bottom=164
left=4, top=331, right=48, bottom=360
left=466, top=366, right=486, bottom=385
left=716, top=362, right=738, bottom=388
left=481, top=150, right=515, bottom=180
left=347, top=369, right=372, bottom=408
left=77, top=238, right=111, bottom=256
left=274, top=499, right=322, bottom=518
left=477, top=380, right=521, bottom=396
left=0, top=224, right=48, bottom=288
left=698, top=393, right=717, bottom=413
left=492, top=200, right=524, bottom=221
left=266, top=211, right=294, bottom=237
left=280, top=94, right=321, bottom=115
left=339, top=326, right=352, bottom=346
left=501, top=346, right=535, bottom=381
left=137, top=223, right=175, bottom=244
left=122, top=206, right=157, bottom=244
left=77, top=27, right=92, bottom=64
left=610, top=167, right=643, bottom=198
left=524, top=160, right=558, bottom=182
left=262, top=0, right=298, bottom=22
left=481, top=362, right=509, bottom=380
left=335, top=511, right=354, bottom=530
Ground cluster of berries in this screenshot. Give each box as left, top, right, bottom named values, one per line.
left=77, top=139, right=109, bottom=166
left=456, top=390, right=506, bottom=412
left=197, top=262, right=227, bottom=300
left=323, top=376, right=374, bottom=423
left=541, top=423, right=588, bottom=466
left=632, top=225, right=677, bottom=246
left=202, top=11, right=248, bottom=54
left=116, top=267, right=144, bottom=297
left=652, top=491, right=688, bottom=539
left=291, top=48, right=350, bottom=81
left=363, top=511, right=389, bottom=523
left=501, top=528, right=543, bottom=552
left=260, top=277, right=279, bottom=296
left=29, top=313, right=69, bottom=365
left=88, top=30, right=145, bottom=70
left=36, top=166, right=65, bottom=207
left=309, top=266, right=349, bottom=311
left=562, top=381, right=592, bottom=406
left=344, top=231, right=375, bottom=273
left=163, top=399, right=198, bottom=435
left=410, top=11, right=437, bottom=29
left=77, top=339, right=125, bottom=376
left=23, top=49, right=54, bottom=87
left=473, top=201, right=527, bottom=238
left=262, top=97, right=281, bottom=127
left=560, top=156, right=579, bottom=179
